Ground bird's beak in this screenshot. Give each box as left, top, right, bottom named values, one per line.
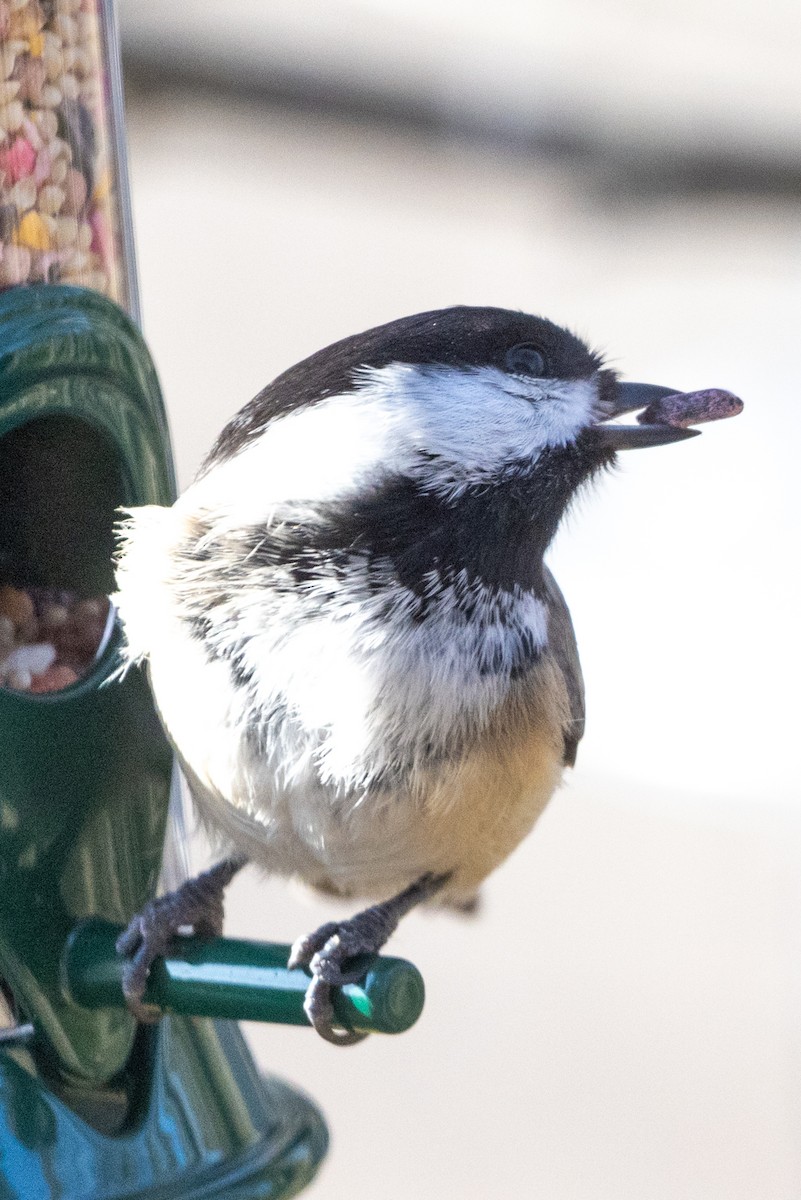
left=592, top=382, right=701, bottom=450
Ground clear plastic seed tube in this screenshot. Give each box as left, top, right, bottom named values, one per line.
left=0, top=0, right=138, bottom=316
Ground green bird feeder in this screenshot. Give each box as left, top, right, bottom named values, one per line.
left=0, top=3, right=424, bottom=1197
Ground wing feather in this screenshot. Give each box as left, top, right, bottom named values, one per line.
left=542, top=567, right=585, bottom=766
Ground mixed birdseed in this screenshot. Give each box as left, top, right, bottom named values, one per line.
left=0, top=584, right=113, bottom=691
left=0, top=0, right=123, bottom=300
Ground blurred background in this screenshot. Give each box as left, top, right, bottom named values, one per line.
left=117, top=2, right=801, bottom=1197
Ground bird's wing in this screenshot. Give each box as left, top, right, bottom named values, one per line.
left=542, top=566, right=585, bottom=767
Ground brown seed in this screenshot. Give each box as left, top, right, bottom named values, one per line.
left=53, top=12, right=78, bottom=44
left=9, top=176, right=37, bottom=211
left=13, top=54, right=45, bottom=104
left=38, top=602, right=69, bottom=635
left=638, top=388, right=744, bottom=430
left=73, top=597, right=108, bottom=623
left=6, top=667, right=31, bottom=690
left=0, top=584, right=34, bottom=632
left=61, top=166, right=86, bottom=215
left=0, top=243, right=31, bottom=284
left=29, top=663, right=79, bottom=693
left=72, top=595, right=110, bottom=655
left=0, top=48, right=18, bottom=82
left=39, top=84, right=62, bottom=109
left=48, top=137, right=73, bottom=166
left=0, top=79, right=21, bottom=103
left=30, top=107, right=58, bottom=142
left=37, top=183, right=64, bottom=214
left=61, top=248, right=90, bottom=273
left=0, top=98, right=24, bottom=131
left=42, top=49, right=62, bottom=84
left=71, top=47, right=89, bottom=77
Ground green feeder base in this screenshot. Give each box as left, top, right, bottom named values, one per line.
left=0, top=1017, right=327, bottom=1199
left=0, top=285, right=327, bottom=1197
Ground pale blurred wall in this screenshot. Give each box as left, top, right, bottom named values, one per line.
left=119, top=4, right=801, bottom=1197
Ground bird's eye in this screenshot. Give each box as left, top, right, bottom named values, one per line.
left=506, top=344, right=546, bottom=377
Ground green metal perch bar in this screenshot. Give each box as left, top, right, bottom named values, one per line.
left=63, top=918, right=426, bottom=1036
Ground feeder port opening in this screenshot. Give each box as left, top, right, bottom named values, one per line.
left=0, top=413, right=124, bottom=693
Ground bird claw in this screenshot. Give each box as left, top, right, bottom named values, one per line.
left=286, top=921, right=341, bottom=972
left=116, top=898, right=182, bottom=1023
left=290, top=875, right=448, bottom=1045
left=302, top=972, right=368, bottom=1046
left=116, top=857, right=244, bottom=1023
left=289, top=916, right=383, bottom=1046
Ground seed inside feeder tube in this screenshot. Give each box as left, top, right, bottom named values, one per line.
left=0, top=584, right=114, bottom=693
left=0, top=0, right=125, bottom=304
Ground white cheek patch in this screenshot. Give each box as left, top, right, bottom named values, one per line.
left=183, top=363, right=600, bottom=528
left=356, top=364, right=599, bottom=495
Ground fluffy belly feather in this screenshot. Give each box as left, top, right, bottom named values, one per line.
left=161, top=644, right=567, bottom=905
left=142, top=558, right=570, bottom=906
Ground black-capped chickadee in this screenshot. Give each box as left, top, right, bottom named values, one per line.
left=114, top=306, right=739, bottom=1044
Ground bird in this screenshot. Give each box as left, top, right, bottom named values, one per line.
left=113, top=304, right=734, bottom=1044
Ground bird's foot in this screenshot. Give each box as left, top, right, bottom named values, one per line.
left=116, top=856, right=245, bottom=1022
left=288, top=873, right=447, bottom=1046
